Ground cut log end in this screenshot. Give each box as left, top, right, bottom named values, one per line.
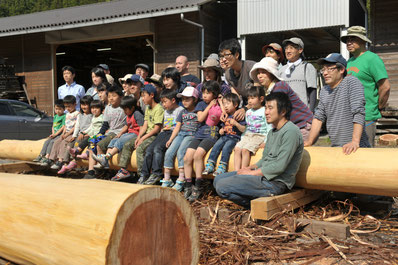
left=378, top=134, right=398, bottom=146
left=108, top=188, right=199, bottom=265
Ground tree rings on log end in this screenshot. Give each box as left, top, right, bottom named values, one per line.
left=107, top=188, right=199, bottom=265
left=378, top=134, right=398, bottom=146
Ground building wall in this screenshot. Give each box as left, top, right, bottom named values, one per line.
left=154, top=13, right=201, bottom=78
left=238, top=0, right=349, bottom=36
left=0, top=33, right=53, bottom=114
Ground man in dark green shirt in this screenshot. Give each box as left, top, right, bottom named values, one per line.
left=213, top=92, right=304, bottom=208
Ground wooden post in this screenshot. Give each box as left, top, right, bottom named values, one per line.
left=0, top=173, right=199, bottom=265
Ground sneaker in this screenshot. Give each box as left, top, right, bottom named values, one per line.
left=92, top=154, right=110, bottom=169
left=172, top=180, right=185, bottom=192
left=50, top=161, right=62, bottom=170
left=213, top=163, right=227, bottom=177
left=137, top=175, right=149, bottom=185
left=160, top=179, right=174, bottom=188
left=183, top=182, right=193, bottom=199
left=111, top=168, right=131, bottom=181
left=77, top=151, right=89, bottom=160
left=144, top=174, right=162, bottom=185
left=33, top=155, right=43, bottom=162
left=65, top=160, right=77, bottom=170
left=83, top=173, right=96, bottom=179
left=202, top=161, right=215, bottom=175
left=188, top=179, right=210, bottom=202
left=40, top=158, right=51, bottom=167
left=57, top=165, right=68, bottom=175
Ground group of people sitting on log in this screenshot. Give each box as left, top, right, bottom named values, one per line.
left=33, top=26, right=390, bottom=207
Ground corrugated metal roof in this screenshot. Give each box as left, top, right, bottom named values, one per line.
left=238, top=0, right=350, bottom=36
left=0, top=0, right=205, bottom=37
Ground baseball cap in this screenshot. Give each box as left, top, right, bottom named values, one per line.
left=282, top=37, right=304, bottom=49
left=177, top=86, right=198, bottom=98
left=261, top=43, right=284, bottom=63
left=142, top=84, right=157, bottom=97
left=317, top=53, right=347, bottom=68
left=118, top=74, right=144, bottom=85
left=135, top=63, right=150, bottom=72
left=97, top=64, right=109, bottom=71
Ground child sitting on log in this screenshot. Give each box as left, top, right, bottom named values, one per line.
left=60, top=100, right=104, bottom=172
left=84, top=85, right=126, bottom=179
left=113, top=84, right=164, bottom=181
left=233, top=86, right=272, bottom=171
left=48, top=95, right=80, bottom=170
left=183, top=80, right=223, bottom=202
left=160, top=86, right=200, bottom=191
left=203, top=93, right=246, bottom=177
left=139, top=89, right=184, bottom=185
left=91, top=96, right=144, bottom=170
left=34, top=99, right=65, bottom=166
left=57, top=95, right=93, bottom=174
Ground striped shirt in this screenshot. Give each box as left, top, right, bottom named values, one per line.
left=271, top=81, right=313, bottom=129
left=314, top=75, right=370, bottom=147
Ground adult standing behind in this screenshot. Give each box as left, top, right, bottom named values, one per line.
left=278, top=37, right=317, bottom=112
left=97, top=64, right=114, bottom=85
left=58, top=65, right=85, bottom=111
left=219, top=39, right=255, bottom=103
left=341, top=26, right=391, bottom=147
left=250, top=57, right=313, bottom=140
left=304, top=53, right=370, bottom=154
left=135, top=63, right=150, bottom=82
left=175, top=55, right=200, bottom=87
left=161, top=67, right=188, bottom=94
left=262, top=43, right=284, bottom=68
left=213, top=92, right=304, bottom=208
left=85, top=67, right=108, bottom=100
left=195, top=57, right=231, bottom=100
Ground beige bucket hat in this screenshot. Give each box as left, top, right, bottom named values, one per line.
left=340, top=26, right=372, bottom=44
left=198, top=58, right=222, bottom=74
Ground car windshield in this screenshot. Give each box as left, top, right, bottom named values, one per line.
left=9, top=102, right=42, bottom=118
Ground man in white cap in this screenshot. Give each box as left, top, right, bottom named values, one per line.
left=304, top=53, right=370, bottom=154
left=278, top=37, right=317, bottom=112
left=341, top=26, right=391, bottom=147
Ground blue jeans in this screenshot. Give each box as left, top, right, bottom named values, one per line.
left=207, top=135, right=239, bottom=165
left=108, top=133, right=137, bottom=151
left=164, top=133, right=194, bottom=169
left=213, top=171, right=287, bottom=208
left=141, top=130, right=172, bottom=176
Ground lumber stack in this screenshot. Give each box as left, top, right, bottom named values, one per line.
left=0, top=173, right=199, bottom=265
left=0, top=139, right=398, bottom=196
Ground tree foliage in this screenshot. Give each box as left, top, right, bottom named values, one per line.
left=0, top=0, right=112, bottom=17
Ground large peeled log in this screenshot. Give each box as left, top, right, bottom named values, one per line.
left=0, top=173, right=199, bottom=265
left=0, top=139, right=398, bottom=197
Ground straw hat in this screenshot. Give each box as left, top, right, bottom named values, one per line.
left=250, top=57, right=283, bottom=83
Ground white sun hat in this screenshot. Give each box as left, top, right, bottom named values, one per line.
left=249, top=57, right=283, bottom=83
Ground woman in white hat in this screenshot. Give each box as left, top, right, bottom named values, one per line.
left=249, top=57, right=313, bottom=140
left=195, top=57, right=231, bottom=100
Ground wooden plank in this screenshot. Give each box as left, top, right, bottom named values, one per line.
left=251, top=189, right=322, bottom=221
left=296, top=218, right=350, bottom=240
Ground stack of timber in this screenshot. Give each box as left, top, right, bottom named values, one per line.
left=1, top=139, right=398, bottom=197
left=0, top=173, right=199, bottom=265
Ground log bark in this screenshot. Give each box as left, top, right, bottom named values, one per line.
left=0, top=139, right=398, bottom=196
left=0, top=173, right=199, bottom=265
